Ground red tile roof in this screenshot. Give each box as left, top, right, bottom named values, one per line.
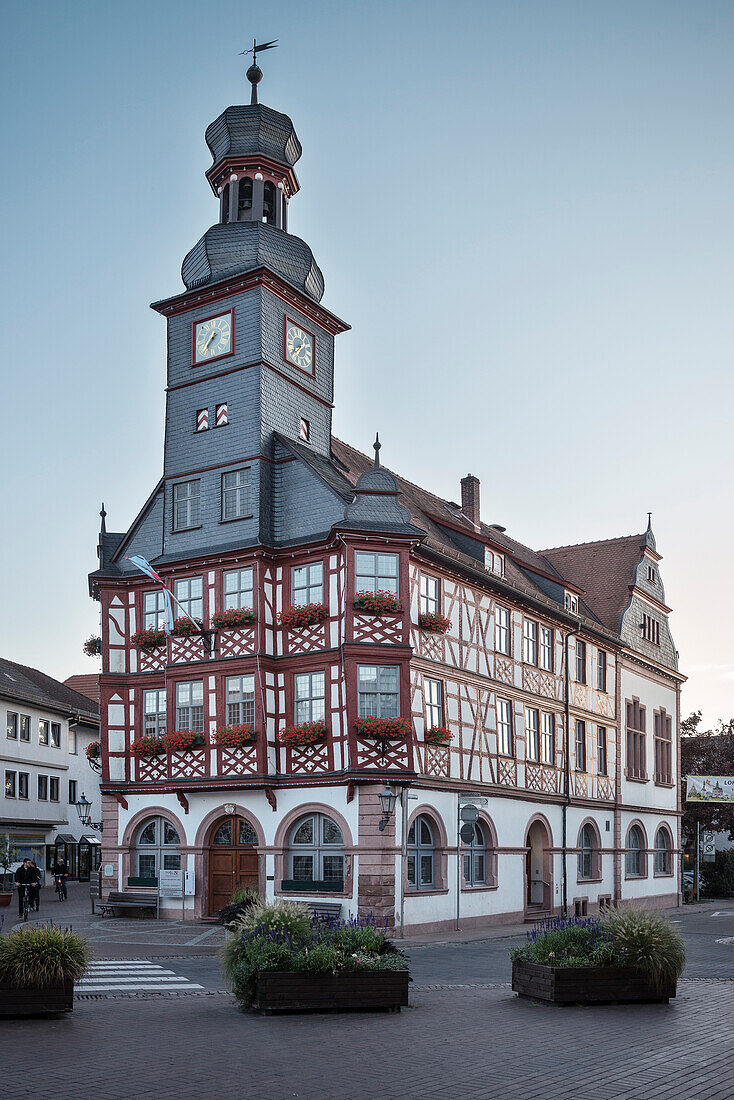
left=63, top=674, right=100, bottom=704
left=542, top=535, right=645, bottom=633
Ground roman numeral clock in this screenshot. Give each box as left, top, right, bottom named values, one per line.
left=192, top=310, right=234, bottom=365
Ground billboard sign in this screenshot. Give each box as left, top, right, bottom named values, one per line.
left=686, top=776, right=734, bottom=803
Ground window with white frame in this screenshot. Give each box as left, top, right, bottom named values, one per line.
left=497, top=698, right=513, bottom=756
left=407, top=814, right=435, bottom=889
left=172, top=479, right=200, bottom=530
left=6, top=712, right=17, bottom=739
left=144, top=589, right=167, bottom=629
left=424, top=678, right=444, bottom=729
left=135, top=817, right=181, bottom=879
left=539, top=626, right=553, bottom=671
left=355, top=551, right=398, bottom=594
left=292, top=561, right=323, bottom=604
left=223, top=567, right=254, bottom=610
left=626, top=825, right=645, bottom=877
left=144, top=689, right=167, bottom=738
left=357, top=665, right=399, bottom=719
left=289, top=813, right=344, bottom=884
left=175, top=576, right=203, bottom=620
left=221, top=468, right=251, bottom=520
left=526, top=707, right=540, bottom=761
left=419, top=574, right=439, bottom=616
left=494, top=605, right=510, bottom=655
left=564, top=591, right=578, bottom=614
left=294, top=671, right=326, bottom=724
left=463, top=821, right=487, bottom=886
left=175, top=681, right=204, bottom=733
left=20, top=716, right=30, bottom=742
left=226, top=675, right=255, bottom=726
left=523, top=620, right=538, bottom=665
left=578, top=824, right=596, bottom=880
left=541, top=712, right=554, bottom=764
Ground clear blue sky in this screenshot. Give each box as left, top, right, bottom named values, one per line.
left=1, top=1, right=732, bottom=724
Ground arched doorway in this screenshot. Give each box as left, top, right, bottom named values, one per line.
left=207, top=814, right=259, bottom=916
left=525, top=819, right=552, bottom=915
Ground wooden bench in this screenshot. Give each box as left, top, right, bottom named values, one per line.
left=98, top=891, right=159, bottom=918
left=308, top=901, right=342, bottom=924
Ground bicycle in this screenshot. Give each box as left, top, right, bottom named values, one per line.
left=17, top=883, right=33, bottom=922
left=54, top=875, right=68, bottom=901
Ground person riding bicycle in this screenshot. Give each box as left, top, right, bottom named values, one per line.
left=53, top=856, right=69, bottom=900
left=14, top=858, right=40, bottom=917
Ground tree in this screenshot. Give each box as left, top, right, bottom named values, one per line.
left=681, top=712, right=734, bottom=846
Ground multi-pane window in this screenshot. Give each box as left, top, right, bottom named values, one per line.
left=420, top=574, right=439, bottom=616
left=223, top=567, right=254, bottom=610
left=39, top=720, right=49, bottom=745
left=222, top=468, right=251, bottom=520
left=289, top=813, right=344, bottom=884
left=564, top=592, right=578, bottom=614
left=654, top=828, right=671, bottom=874
left=494, top=606, right=510, bottom=655
left=355, top=551, right=398, bottom=594
left=18, top=773, right=29, bottom=799
left=654, top=709, right=673, bottom=784
left=407, top=815, right=435, bottom=889
left=357, top=666, right=399, bottom=719
left=175, top=681, right=204, bottom=733
left=38, top=775, right=48, bottom=800
left=172, top=479, right=200, bottom=530
left=626, top=825, right=644, bottom=877
left=541, top=712, right=555, bottom=764
left=424, top=678, right=443, bottom=729
left=135, top=817, right=181, bottom=879
left=50, top=723, right=60, bottom=748
left=597, top=649, right=607, bottom=692
left=642, top=614, right=660, bottom=645
left=578, top=824, right=596, bottom=880
left=175, top=576, right=203, bottom=620
left=69, top=780, right=77, bottom=805
left=226, top=676, right=256, bottom=726
left=5, top=771, right=15, bottom=797
left=525, top=708, right=540, bottom=761
left=575, top=640, right=587, bottom=684
left=292, top=561, right=323, bottom=604
left=597, top=726, right=608, bottom=776
left=20, top=715, right=30, bottom=741
left=575, top=720, right=586, bottom=771
left=6, top=712, right=18, bottom=739
left=463, top=822, right=487, bottom=886
left=539, top=627, right=553, bottom=671
left=523, top=620, right=538, bottom=665
left=144, top=590, right=167, bottom=629
left=626, top=698, right=647, bottom=780
left=144, top=689, right=167, bottom=738
left=294, top=671, right=326, bottom=724
left=49, top=777, right=59, bottom=802
left=497, top=699, right=513, bottom=756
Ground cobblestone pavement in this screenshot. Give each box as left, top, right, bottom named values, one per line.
left=2, top=980, right=733, bottom=1099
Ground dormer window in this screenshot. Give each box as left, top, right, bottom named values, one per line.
left=484, top=548, right=504, bottom=576
left=564, top=591, right=578, bottom=614
left=238, top=177, right=253, bottom=218
left=647, top=566, right=656, bottom=583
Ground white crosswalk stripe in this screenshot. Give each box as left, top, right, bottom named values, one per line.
left=76, top=960, right=205, bottom=994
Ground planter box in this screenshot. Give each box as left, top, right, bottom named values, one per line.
left=0, top=980, right=74, bottom=1016
left=0, top=893, right=12, bottom=907
left=512, top=959, right=676, bottom=1005
left=251, top=970, right=409, bottom=1013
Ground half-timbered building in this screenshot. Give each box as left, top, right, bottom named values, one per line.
left=89, top=71, right=683, bottom=930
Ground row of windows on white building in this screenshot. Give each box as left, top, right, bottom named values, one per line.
left=4, top=769, right=78, bottom=805
left=5, top=711, right=73, bottom=749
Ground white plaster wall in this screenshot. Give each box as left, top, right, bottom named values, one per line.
left=619, top=663, right=678, bottom=812
left=620, top=809, right=678, bottom=900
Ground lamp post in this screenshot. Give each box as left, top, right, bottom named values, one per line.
left=378, top=784, right=397, bottom=832
left=75, top=793, right=103, bottom=832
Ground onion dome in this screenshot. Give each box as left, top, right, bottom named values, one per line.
left=205, top=104, right=302, bottom=171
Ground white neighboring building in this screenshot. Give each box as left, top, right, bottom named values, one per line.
left=1, top=659, right=101, bottom=879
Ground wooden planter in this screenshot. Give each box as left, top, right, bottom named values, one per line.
left=0, top=980, right=74, bottom=1016
left=512, top=960, right=676, bottom=1005
left=251, top=970, right=409, bottom=1014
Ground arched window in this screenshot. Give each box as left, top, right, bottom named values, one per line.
left=462, top=821, right=486, bottom=886
left=654, top=827, right=671, bottom=874
left=626, top=824, right=644, bottom=877
left=408, top=814, right=435, bottom=889
left=288, top=813, right=344, bottom=885
left=135, top=816, right=180, bottom=880
left=578, top=824, right=596, bottom=880
left=263, top=181, right=276, bottom=224
left=212, top=817, right=257, bottom=846
left=221, top=182, right=230, bottom=224
left=238, top=177, right=253, bottom=219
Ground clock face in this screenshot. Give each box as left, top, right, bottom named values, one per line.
left=285, top=321, right=314, bottom=373
left=194, top=312, right=233, bottom=364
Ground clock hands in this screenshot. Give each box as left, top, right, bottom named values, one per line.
left=202, top=329, right=218, bottom=350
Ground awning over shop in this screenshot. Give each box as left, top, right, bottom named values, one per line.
left=81, top=835, right=101, bottom=845
left=52, top=834, right=77, bottom=845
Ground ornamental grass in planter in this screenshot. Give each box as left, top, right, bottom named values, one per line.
left=130, top=735, right=165, bottom=758
left=277, top=603, right=328, bottom=629
left=221, top=901, right=409, bottom=1013
left=171, top=616, right=204, bottom=638
left=217, top=886, right=262, bottom=928
left=418, top=611, right=451, bottom=634
left=354, top=590, right=402, bottom=615
left=278, top=720, right=327, bottom=749
left=212, top=607, right=256, bottom=629
left=213, top=723, right=257, bottom=748
left=424, top=726, right=452, bottom=746
left=162, top=730, right=206, bottom=753
left=511, top=910, right=685, bottom=1005
left=355, top=716, right=411, bottom=742
left=130, top=626, right=167, bottom=653
left=0, top=923, right=89, bottom=1016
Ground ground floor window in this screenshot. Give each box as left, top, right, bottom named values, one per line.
left=462, top=822, right=487, bottom=886
left=288, top=813, right=344, bottom=885
left=135, top=816, right=181, bottom=880
left=654, top=827, right=671, bottom=874
left=407, top=814, right=435, bottom=889
left=578, top=823, right=597, bottom=880
left=626, top=824, right=645, bottom=877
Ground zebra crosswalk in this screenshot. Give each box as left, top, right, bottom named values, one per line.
left=77, top=960, right=205, bottom=994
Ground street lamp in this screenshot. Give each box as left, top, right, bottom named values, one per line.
left=75, top=793, right=103, bottom=831
left=378, top=784, right=398, bottom=832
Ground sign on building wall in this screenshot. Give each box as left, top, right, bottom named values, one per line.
left=686, top=776, right=734, bottom=803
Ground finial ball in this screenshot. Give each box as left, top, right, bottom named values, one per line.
left=247, top=63, right=263, bottom=85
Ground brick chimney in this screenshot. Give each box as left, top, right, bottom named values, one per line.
left=461, top=474, right=480, bottom=526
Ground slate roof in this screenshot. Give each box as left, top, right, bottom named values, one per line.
left=0, top=658, right=99, bottom=721
left=63, top=674, right=100, bottom=704
left=205, top=104, right=302, bottom=169
left=541, top=535, right=645, bottom=634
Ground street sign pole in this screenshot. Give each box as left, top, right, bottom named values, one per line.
left=456, top=794, right=461, bottom=932
left=696, top=820, right=700, bottom=903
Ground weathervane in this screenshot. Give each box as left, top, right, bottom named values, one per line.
left=240, top=38, right=279, bottom=104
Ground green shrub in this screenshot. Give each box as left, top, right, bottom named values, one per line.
left=230, top=886, right=261, bottom=907
left=511, top=916, right=623, bottom=969
left=603, top=908, right=685, bottom=988
left=0, top=924, right=89, bottom=988
left=701, top=850, right=734, bottom=898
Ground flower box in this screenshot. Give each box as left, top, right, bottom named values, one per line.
left=171, top=616, right=203, bottom=638
left=354, top=590, right=403, bottom=615
left=130, top=736, right=165, bottom=758
left=418, top=612, right=451, bottom=634
left=162, top=730, right=206, bottom=753
left=131, top=627, right=167, bottom=653
left=354, top=716, right=411, bottom=742
left=278, top=603, right=329, bottom=629
left=424, top=726, right=452, bottom=746
left=280, top=879, right=344, bottom=893
left=0, top=979, right=74, bottom=1016
left=213, top=724, right=256, bottom=748
left=511, top=960, right=676, bottom=1005
left=251, top=971, right=409, bottom=1014
left=212, top=607, right=256, bottom=629
left=83, top=635, right=102, bottom=657
left=278, top=721, right=328, bottom=749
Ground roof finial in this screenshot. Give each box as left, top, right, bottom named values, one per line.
left=99, top=502, right=107, bottom=535
left=241, top=38, right=279, bottom=105
left=373, top=432, right=381, bottom=468
left=646, top=511, right=653, bottom=532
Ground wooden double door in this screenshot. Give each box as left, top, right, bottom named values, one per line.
left=207, top=814, right=259, bottom=915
